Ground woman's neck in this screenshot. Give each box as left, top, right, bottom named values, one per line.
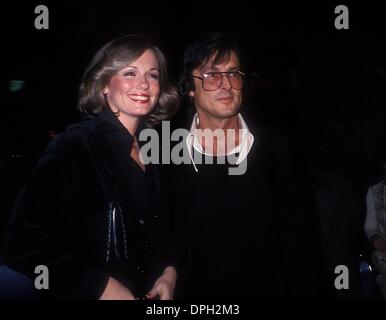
left=117, top=113, right=141, bottom=137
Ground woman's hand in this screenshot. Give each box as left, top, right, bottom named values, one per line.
left=374, top=237, right=386, bottom=255
left=99, top=277, right=136, bottom=300
left=145, top=266, right=177, bottom=300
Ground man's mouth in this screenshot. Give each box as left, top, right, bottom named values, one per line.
left=217, top=96, right=233, bottom=103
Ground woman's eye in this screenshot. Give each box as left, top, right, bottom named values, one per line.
left=122, top=71, right=136, bottom=77
left=147, top=73, right=159, bottom=80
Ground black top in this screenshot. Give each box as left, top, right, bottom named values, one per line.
left=169, top=124, right=318, bottom=299
left=2, top=109, right=171, bottom=299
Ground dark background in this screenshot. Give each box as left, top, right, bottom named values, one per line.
left=0, top=1, right=385, bottom=298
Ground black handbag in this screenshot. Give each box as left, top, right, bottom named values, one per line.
left=94, top=161, right=129, bottom=264
left=105, top=200, right=129, bottom=264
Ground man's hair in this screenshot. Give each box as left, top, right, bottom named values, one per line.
left=179, top=32, right=244, bottom=97
left=78, top=34, right=179, bottom=127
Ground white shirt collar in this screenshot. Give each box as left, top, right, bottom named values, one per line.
left=186, top=113, right=254, bottom=172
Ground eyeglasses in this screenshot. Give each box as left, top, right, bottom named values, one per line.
left=192, top=71, right=245, bottom=91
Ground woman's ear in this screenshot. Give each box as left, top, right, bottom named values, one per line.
left=103, top=86, right=109, bottom=95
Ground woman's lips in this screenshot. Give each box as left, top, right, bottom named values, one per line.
left=128, top=94, right=150, bottom=104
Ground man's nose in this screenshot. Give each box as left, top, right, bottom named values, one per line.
left=220, top=74, right=232, bottom=90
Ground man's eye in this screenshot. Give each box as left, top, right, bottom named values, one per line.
left=229, top=72, right=239, bottom=77
left=205, top=73, right=218, bottom=79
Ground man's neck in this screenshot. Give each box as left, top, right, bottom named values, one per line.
left=195, top=113, right=241, bottom=156
left=196, top=113, right=240, bottom=131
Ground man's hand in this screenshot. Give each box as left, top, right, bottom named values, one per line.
left=99, top=277, right=136, bottom=300
left=145, top=266, right=177, bottom=300
left=373, top=237, right=386, bottom=255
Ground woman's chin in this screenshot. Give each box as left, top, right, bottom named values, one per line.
left=125, top=106, right=154, bottom=117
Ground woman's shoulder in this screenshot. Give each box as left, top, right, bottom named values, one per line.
left=64, top=116, right=98, bottom=140
left=369, top=180, right=385, bottom=193
left=47, top=117, right=98, bottom=155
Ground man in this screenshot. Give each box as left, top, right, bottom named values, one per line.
left=170, top=33, right=317, bottom=299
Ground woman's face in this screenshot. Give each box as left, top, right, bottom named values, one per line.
left=104, top=49, right=160, bottom=119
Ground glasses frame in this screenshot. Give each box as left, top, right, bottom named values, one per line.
left=192, top=70, right=246, bottom=91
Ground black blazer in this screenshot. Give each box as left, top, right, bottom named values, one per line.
left=2, top=109, right=171, bottom=299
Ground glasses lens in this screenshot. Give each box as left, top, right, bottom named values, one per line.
left=203, top=73, right=222, bottom=91
left=228, top=72, right=243, bottom=90
left=202, top=72, right=244, bottom=90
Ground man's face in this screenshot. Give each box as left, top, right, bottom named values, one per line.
left=189, top=50, right=243, bottom=121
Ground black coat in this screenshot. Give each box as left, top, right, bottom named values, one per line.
left=2, top=109, right=171, bottom=299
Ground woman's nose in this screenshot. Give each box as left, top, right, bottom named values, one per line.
left=136, top=74, right=150, bottom=90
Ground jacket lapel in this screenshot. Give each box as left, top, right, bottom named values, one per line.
left=94, top=109, right=135, bottom=193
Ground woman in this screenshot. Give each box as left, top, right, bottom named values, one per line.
left=365, top=152, right=386, bottom=299
left=2, top=34, right=179, bottom=300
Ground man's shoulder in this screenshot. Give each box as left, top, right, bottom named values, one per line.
left=251, top=123, right=290, bottom=154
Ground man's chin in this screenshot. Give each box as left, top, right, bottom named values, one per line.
left=216, top=107, right=240, bottom=119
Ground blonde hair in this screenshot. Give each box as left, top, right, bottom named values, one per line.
left=78, top=34, right=179, bottom=127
